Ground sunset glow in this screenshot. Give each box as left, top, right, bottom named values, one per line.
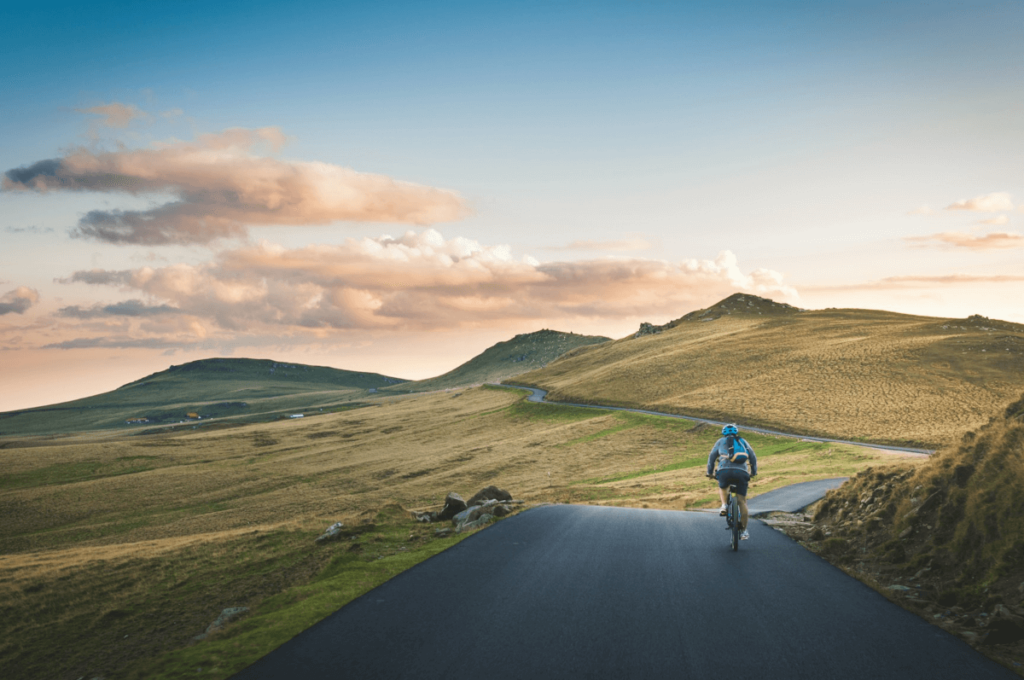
left=2, top=1, right=1023, bottom=411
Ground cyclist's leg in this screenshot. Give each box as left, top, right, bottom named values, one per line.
left=728, top=471, right=752, bottom=529
left=737, top=494, right=749, bottom=530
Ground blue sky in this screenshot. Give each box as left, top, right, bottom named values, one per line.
left=2, top=0, right=1023, bottom=409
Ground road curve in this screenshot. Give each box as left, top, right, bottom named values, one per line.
left=231, top=505, right=1011, bottom=679
left=747, top=478, right=849, bottom=515
left=499, top=384, right=935, bottom=455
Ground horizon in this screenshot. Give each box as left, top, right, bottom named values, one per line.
left=2, top=1, right=1023, bottom=412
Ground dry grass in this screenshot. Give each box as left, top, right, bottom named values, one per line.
left=514, top=299, right=1024, bottom=447
left=1, top=385, right=918, bottom=679
left=795, top=392, right=1024, bottom=675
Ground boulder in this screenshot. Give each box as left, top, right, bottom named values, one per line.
left=314, top=522, right=345, bottom=544
left=457, top=514, right=495, bottom=533
left=437, top=493, right=468, bottom=521
left=193, top=606, right=249, bottom=641
left=467, top=486, right=513, bottom=507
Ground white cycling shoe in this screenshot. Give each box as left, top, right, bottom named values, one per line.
left=740, top=529, right=750, bottom=540
left=719, top=504, right=728, bottom=516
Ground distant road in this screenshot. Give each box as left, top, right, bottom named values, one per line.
left=497, top=385, right=935, bottom=455
left=232, top=505, right=1008, bottom=679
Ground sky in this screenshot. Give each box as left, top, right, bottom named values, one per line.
left=2, top=0, right=1023, bottom=412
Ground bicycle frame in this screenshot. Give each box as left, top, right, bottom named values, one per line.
left=726, top=484, right=740, bottom=551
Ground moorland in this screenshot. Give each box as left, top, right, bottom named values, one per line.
left=0, top=385, right=912, bottom=679
left=6, top=293, right=1024, bottom=678
left=514, top=294, right=1024, bottom=447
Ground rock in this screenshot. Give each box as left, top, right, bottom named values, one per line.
left=887, top=585, right=912, bottom=592
left=466, top=486, right=513, bottom=507
left=434, top=528, right=453, bottom=537
left=314, top=522, right=345, bottom=544
left=983, top=619, right=1024, bottom=646
left=452, top=507, right=474, bottom=525
left=193, top=607, right=249, bottom=641
left=437, top=493, right=468, bottom=521
left=412, top=511, right=437, bottom=523
left=457, top=514, right=495, bottom=533
left=960, top=631, right=981, bottom=644
left=898, top=526, right=913, bottom=539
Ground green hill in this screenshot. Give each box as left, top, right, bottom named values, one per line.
left=386, top=329, right=610, bottom=393
left=511, top=293, right=1024, bottom=447
left=0, top=358, right=407, bottom=436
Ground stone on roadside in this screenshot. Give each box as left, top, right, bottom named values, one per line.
left=193, top=606, right=249, bottom=641
left=466, top=486, right=513, bottom=507
left=437, top=493, right=468, bottom=521
left=315, top=522, right=345, bottom=544
left=457, top=513, right=495, bottom=533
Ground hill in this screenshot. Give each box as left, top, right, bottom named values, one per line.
left=385, top=329, right=610, bottom=393
left=805, top=392, right=1024, bottom=665
left=0, top=358, right=407, bottom=436
left=510, top=293, right=1024, bottom=447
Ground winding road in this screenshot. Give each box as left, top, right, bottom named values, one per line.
left=231, top=505, right=1012, bottom=679
left=224, top=384, right=987, bottom=679
left=500, top=384, right=935, bottom=455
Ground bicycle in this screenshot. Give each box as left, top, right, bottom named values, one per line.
left=725, top=484, right=741, bottom=552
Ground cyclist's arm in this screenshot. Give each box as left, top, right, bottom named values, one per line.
left=706, top=441, right=722, bottom=477
left=748, top=444, right=758, bottom=476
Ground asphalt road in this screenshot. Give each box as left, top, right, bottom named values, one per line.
left=502, top=385, right=935, bottom=455
left=231, top=505, right=1013, bottom=679
left=747, top=478, right=849, bottom=515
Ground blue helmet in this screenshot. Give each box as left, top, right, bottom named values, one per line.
left=722, top=423, right=738, bottom=436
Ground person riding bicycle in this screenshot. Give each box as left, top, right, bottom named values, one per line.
left=706, top=423, right=757, bottom=540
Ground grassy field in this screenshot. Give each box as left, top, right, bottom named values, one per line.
left=0, top=385, right=920, bottom=679
left=383, top=328, right=609, bottom=393
left=0, top=358, right=406, bottom=436
left=512, top=294, right=1024, bottom=448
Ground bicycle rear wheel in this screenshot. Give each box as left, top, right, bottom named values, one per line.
left=729, top=493, right=740, bottom=551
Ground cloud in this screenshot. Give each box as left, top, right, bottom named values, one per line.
left=805, top=274, right=1024, bottom=293
left=0, top=287, right=40, bottom=315
left=3, top=128, right=469, bottom=245
left=945, top=192, right=1014, bottom=212
left=76, top=102, right=149, bottom=128
left=905, top=230, right=1024, bottom=250
left=58, top=229, right=797, bottom=336
left=4, top=225, right=55, bottom=234
left=57, top=300, right=181, bottom=319
left=980, top=215, right=1010, bottom=226
left=550, top=238, right=652, bottom=252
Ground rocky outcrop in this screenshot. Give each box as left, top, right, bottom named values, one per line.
left=412, top=487, right=521, bottom=532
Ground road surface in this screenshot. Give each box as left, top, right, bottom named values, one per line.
left=231, top=505, right=1011, bottom=679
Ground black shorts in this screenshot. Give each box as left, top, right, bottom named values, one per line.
left=716, top=468, right=750, bottom=497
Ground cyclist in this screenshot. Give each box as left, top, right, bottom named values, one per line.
left=706, top=423, right=757, bottom=540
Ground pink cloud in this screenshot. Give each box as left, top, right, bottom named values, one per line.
left=53, top=230, right=797, bottom=341
left=945, top=192, right=1014, bottom=212
left=3, top=128, right=468, bottom=245
left=75, top=102, right=149, bottom=128
left=906, top=230, right=1024, bottom=250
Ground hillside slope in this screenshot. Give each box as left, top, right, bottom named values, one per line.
left=386, top=329, right=610, bottom=393
left=0, top=358, right=407, bottom=436
left=804, top=392, right=1024, bottom=667
left=512, top=293, right=1024, bottom=447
